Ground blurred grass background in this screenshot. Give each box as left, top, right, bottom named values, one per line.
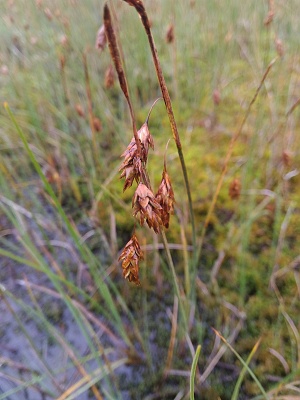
left=1, top=0, right=300, bottom=399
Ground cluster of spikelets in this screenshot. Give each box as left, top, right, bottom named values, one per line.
left=118, top=118, right=175, bottom=285
left=99, top=1, right=176, bottom=285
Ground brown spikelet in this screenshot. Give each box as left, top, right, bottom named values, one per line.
left=93, top=117, right=102, bottom=132
left=104, top=64, right=115, bottom=88
left=156, top=167, right=175, bottom=229
left=59, top=54, right=66, bottom=69
left=282, top=150, right=291, bottom=167
left=264, top=0, right=275, bottom=26
left=118, top=234, right=143, bottom=285
left=213, top=89, right=221, bottom=106
left=75, top=103, right=85, bottom=117
left=137, top=123, right=154, bottom=160
left=275, top=38, right=284, bottom=58
left=119, top=138, right=141, bottom=191
left=166, top=24, right=174, bottom=44
left=95, top=24, right=107, bottom=51
left=44, top=7, right=53, bottom=20
left=229, top=178, right=241, bottom=200
left=60, top=34, right=68, bottom=47
left=133, top=183, right=163, bottom=233
left=119, top=121, right=154, bottom=191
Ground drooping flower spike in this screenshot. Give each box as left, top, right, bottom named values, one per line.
left=118, top=234, right=143, bottom=285
left=156, top=167, right=175, bottom=229
left=119, top=98, right=161, bottom=191
left=132, top=183, right=163, bottom=234
left=155, top=140, right=175, bottom=228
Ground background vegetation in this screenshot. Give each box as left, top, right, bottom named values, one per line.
left=1, top=0, right=300, bottom=399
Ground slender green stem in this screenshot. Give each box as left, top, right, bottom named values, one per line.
left=190, top=345, right=201, bottom=400
left=213, top=329, right=268, bottom=399
left=232, top=338, right=262, bottom=400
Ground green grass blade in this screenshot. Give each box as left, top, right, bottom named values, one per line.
left=212, top=329, right=268, bottom=400
left=190, top=345, right=201, bottom=400
left=232, top=338, right=262, bottom=400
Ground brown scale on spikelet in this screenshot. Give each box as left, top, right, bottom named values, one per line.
left=118, top=234, right=143, bottom=285
left=213, top=89, right=221, bottom=106
left=133, top=183, right=163, bottom=233
left=44, top=8, right=53, bottom=20
left=229, top=178, right=241, bottom=200
left=119, top=123, right=154, bottom=191
left=104, top=64, right=115, bottom=88
left=93, top=117, right=102, bottom=132
left=119, top=138, right=142, bottom=191
left=75, top=103, right=85, bottom=117
left=282, top=150, right=291, bottom=167
left=275, top=38, right=284, bottom=58
left=137, top=122, right=154, bottom=160
left=95, top=24, right=107, bottom=51
left=156, top=167, right=175, bottom=229
left=165, top=24, right=174, bottom=44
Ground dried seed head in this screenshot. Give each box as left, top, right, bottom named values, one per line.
left=166, top=24, right=174, bottom=44
left=264, top=11, right=274, bottom=26
left=118, top=234, right=143, bottom=285
left=104, top=64, right=115, bottom=88
left=133, top=183, right=163, bottom=233
left=95, top=24, right=107, bottom=51
left=44, top=7, right=53, bottom=20
left=75, top=103, right=85, bottom=117
left=264, top=0, right=275, bottom=27
left=229, top=178, right=241, bottom=200
left=119, top=138, right=141, bottom=191
left=60, top=34, right=68, bottom=47
left=93, top=117, right=102, bottom=132
left=275, top=38, right=284, bottom=58
left=59, top=54, right=66, bottom=69
left=213, top=89, right=221, bottom=106
left=119, top=123, right=154, bottom=191
left=282, top=150, right=291, bottom=167
left=138, top=122, right=154, bottom=160
left=156, top=168, right=175, bottom=229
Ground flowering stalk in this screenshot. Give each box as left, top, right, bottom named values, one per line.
left=121, top=0, right=196, bottom=251
left=102, top=3, right=178, bottom=284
